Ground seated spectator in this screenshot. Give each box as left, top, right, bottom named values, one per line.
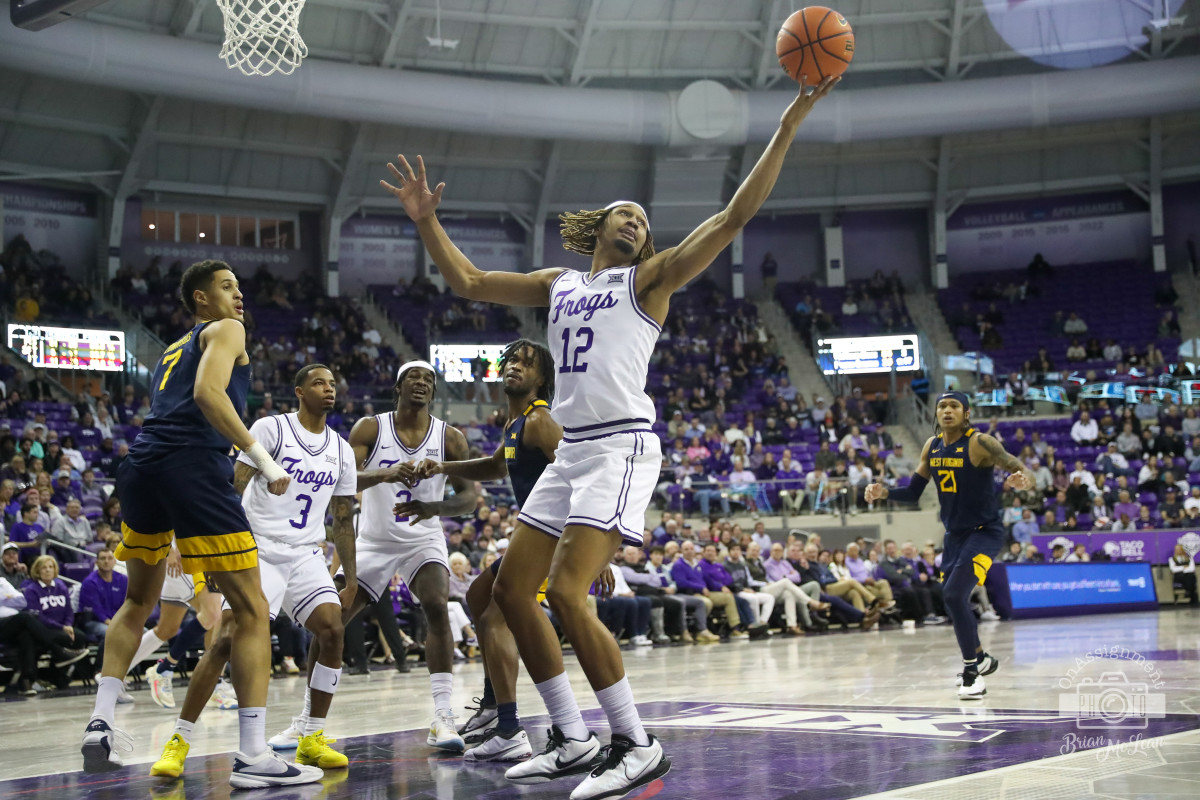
left=0, top=564, right=88, bottom=697
left=806, top=543, right=874, bottom=611
left=1095, top=442, right=1132, bottom=478
left=1111, top=513, right=1136, bottom=532
left=1116, top=423, right=1141, bottom=459
left=1159, top=488, right=1184, bottom=527
left=1102, top=339, right=1123, bottom=361
left=1029, top=458, right=1053, bottom=496
left=1049, top=544, right=1068, bottom=563
left=878, top=539, right=939, bottom=623
left=1069, top=459, right=1098, bottom=492
left=884, top=442, right=915, bottom=483
left=77, top=547, right=127, bottom=644
left=1136, top=505, right=1157, bottom=530
left=1071, top=411, right=1099, bottom=446
left=1040, top=509, right=1061, bottom=532
left=1065, top=543, right=1090, bottom=563
left=671, top=541, right=742, bottom=635
left=812, top=441, right=837, bottom=472
left=726, top=457, right=759, bottom=513
left=842, top=542, right=893, bottom=608
left=447, top=552, right=474, bottom=603
left=8, top=502, right=45, bottom=564
left=1065, top=340, right=1087, bottom=362
left=1000, top=542, right=1023, bottom=563
left=48, top=498, right=92, bottom=562
left=1154, top=426, right=1185, bottom=460
left=78, top=469, right=104, bottom=505
left=21, top=555, right=76, bottom=646
left=1002, top=496, right=1024, bottom=531
left=1089, top=495, right=1112, bottom=529
left=1011, top=509, right=1039, bottom=545
left=2, top=542, right=28, bottom=588
left=1112, top=489, right=1140, bottom=522
left=1063, top=311, right=1088, bottom=335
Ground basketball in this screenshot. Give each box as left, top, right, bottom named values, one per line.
left=776, top=6, right=855, bottom=83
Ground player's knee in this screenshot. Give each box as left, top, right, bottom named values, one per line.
left=423, top=599, right=450, bottom=627
left=211, top=629, right=234, bottom=661
left=544, top=581, right=586, bottom=619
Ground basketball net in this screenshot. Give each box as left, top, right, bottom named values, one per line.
left=215, top=0, right=308, bottom=77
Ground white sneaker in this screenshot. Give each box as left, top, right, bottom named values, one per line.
left=463, top=727, right=533, bottom=762
left=980, top=610, right=1001, bottom=621
left=145, top=664, right=175, bottom=709
left=269, top=717, right=306, bottom=750
left=281, top=656, right=300, bottom=674
left=427, top=710, right=465, bottom=752
left=209, top=679, right=238, bottom=710
left=630, top=635, right=653, bottom=647
left=80, top=717, right=134, bottom=773
left=506, top=725, right=601, bottom=784
left=958, top=675, right=987, bottom=699
left=977, top=652, right=1000, bottom=677
left=570, top=734, right=671, bottom=800
left=116, top=684, right=134, bottom=705
left=229, top=748, right=323, bottom=789
left=458, top=700, right=498, bottom=739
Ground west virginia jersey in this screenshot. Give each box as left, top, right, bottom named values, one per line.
left=504, top=399, right=552, bottom=507
left=115, top=320, right=257, bottom=572
left=928, top=428, right=999, bottom=533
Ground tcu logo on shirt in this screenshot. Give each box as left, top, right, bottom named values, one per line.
left=41, top=595, right=67, bottom=609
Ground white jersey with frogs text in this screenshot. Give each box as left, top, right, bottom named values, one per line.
left=358, top=411, right=449, bottom=543
left=547, top=266, right=659, bottom=439
left=237, top=413, right=357, bottom=547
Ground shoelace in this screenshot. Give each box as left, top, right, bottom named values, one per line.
left=163, top=735, right=188, bottom=757
left=540, top=726, right=566, bottom=755
left=589, top=737, right=635, bottom=777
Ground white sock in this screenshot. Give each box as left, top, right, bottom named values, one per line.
left=92, top=676, right=123, bottom=723
left=238, top=707, right=268, bottom=757
left=534, top=672, right=588, bottom=742
left=595, top=677, right=649, bottom=747
left=130, top=630, right=167, bottom=671
left=303, top=716, right=326, bottom=736
left=301, top=687, right=312, bottom=721
left=429, top=672, right=453, bottom=715
left=173, top=719, right=195, bottom=744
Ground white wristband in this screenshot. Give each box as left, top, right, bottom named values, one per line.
left=246, top=441, right=288, bottom=483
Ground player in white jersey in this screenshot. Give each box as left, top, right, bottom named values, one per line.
left=149, top=364, right=359, bottom=778
left=382, top=73, right=838, bottom=800
left=342, top=360, right=476, bottom=751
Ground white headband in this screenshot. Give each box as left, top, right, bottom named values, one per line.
left=396, top=360, right=438, bottom=383
left=605, top=200, right=649, bottom=229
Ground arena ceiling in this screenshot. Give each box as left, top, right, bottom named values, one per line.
left=0, top=0, right=1198, bottom=232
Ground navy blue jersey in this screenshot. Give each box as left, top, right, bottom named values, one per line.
left=131, top=322, right=251, bottom=463
left=928, top=427, right=999, bottom=532
left=504, top=399, right=552, bottom=507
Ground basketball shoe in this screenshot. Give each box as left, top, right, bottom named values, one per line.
left=427, top=710, right=465, bottom=751
left=958, top=665, right=986, bottom=699
left=150, top=733, right=189, bottom=777
left=569, top=734, right=671, bottom=800
left=458, top=699, right=498, bottom=739
left=269, top=717, right=306, bottom=750
left=209, top=679, right=238, bottom=709
left=505, top=725, right=601, bottom=784
left=463, top=727, right=533, bottom=762
left=80, top=717, right=134, bottom=773
left=295, top=730, right=348, bottom=769
left=146, top=664, right=174, bottom=709
left=229, top=748, right=324, bottom=789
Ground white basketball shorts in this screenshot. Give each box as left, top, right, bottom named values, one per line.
left=343, top=535, right=449, bottom=603
left=222, top=536, right=339, bottom=626
left=517, top=430, right=660, bottom=546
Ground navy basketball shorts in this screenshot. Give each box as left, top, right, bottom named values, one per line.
left=940, top=522, right=1005, bottom=586
left=116, top=448, right=257, bottom=573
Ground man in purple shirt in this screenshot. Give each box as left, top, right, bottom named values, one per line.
left=764, top=542, right=824, bottom=629
left=671, top=541, right=742, bottom=635
left=844, top=542, right=893, bottom=607
left=1112, top=490, right=1141, bottom=523
left=79, top=548, right=128, bottom=643
left=9, top=502, right=45, bottom=564
left=700, top=544, right=762, bottom=634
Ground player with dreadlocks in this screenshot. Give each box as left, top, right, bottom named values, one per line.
left=865, top=391, right=1034, bottom=699
left=411, top=339, right=560, bottom=762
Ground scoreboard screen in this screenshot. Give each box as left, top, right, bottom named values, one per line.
left=816, top=334, right=921, bottom=376
left=428, top=344, right=507, bottom=383
left=8, top=325, right=126, bottom=372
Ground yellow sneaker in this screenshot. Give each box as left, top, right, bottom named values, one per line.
left=295, top=730, right=348, bottom=769
left=150, top=733, right=189, bottom=778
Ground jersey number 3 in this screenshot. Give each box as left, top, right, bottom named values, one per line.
left=937, top=470, right=958, bottom=494
left=559, top=327, right=594, bottom=374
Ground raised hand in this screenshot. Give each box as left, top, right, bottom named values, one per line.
left=781, top=74, right=839, bottom=129
left=380, top=155, right=445, bottom=222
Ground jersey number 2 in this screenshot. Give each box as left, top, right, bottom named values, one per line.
left=937, top=470, right=958, bottom=494
left=559, top=327, right=594, bottom=373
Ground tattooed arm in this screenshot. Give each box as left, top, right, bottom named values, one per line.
left=233, top=461, right=258, bottom=496
left=971, top=433, right=1035, bottom=491
left=330, top=495, right=357, bottom=607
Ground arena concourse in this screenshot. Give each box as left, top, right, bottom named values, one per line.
left=1, top=2, right=1200, bottom=799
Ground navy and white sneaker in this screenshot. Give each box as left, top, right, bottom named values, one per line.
left=229, top=748, right=324, bottom=789
left=570, top=734, right=671, bottom=800
left=464, top=727, right=533, bottom=762
left=457, top=700, right=498, bottom=738
left=505, top=725, right=601, bottom=784
left=81, top=717, right=133, bottom=773
left=956, top=653, right=1000, bottom=686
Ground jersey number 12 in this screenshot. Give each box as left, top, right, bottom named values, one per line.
left=559, top=327, right=594, bottom=374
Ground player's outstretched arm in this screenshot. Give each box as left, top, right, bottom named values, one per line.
left=196, top=319, right=289, bottom=494
left=381, top=154, right=563, bottom=307
left=865, top=437, right=933, bottom=504
left=972, top=433, right=1036, bottom=490
left=349, top=416, right=411, bottom=489
left=635, top=75, right=839, bottom=302
left=417, top=444, right=508, bottom=483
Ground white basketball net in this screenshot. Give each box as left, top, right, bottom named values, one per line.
left=215, top=0, right=308, bottom=77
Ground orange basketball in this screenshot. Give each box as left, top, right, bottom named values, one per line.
left=776, top=7, right=854, bottom=83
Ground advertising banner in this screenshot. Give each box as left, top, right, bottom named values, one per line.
left=1006, top=562, right=1158, bottom=618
